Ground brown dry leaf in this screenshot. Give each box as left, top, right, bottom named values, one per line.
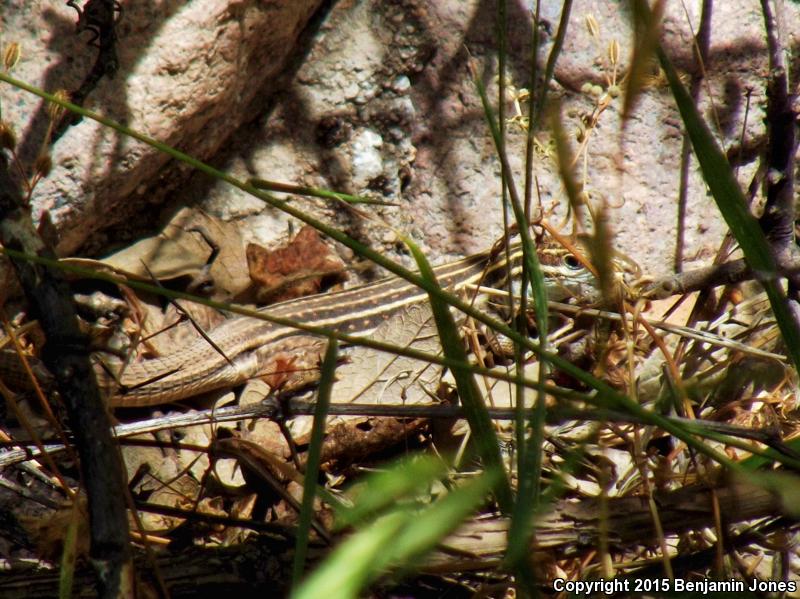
left=247, top=225, right=347, bottom=304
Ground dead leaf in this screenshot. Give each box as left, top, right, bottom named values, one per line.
left=247, top=226, right=347, bottom=304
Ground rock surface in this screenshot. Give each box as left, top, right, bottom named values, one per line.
left=1, top=0, right=797, bottom=278
left=1, top=0, right=322, bottom=253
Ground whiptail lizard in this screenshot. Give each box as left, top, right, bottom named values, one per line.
left=1, top=233, right=624, bottom=408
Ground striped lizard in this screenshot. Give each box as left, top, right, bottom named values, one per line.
left=1, top=231, right=622, bottom=408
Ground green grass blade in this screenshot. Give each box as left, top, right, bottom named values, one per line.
left=248, top=178, right=397, bottom=206
left=471, top=48, right=550, bottom=485
left=334, top=456, right=448, bottom=530
left=532, top=0, right=575, bottom=132
left=58, top=500, right=81, bottom=599
left=293, top=510, right=407, bottom=599
left=294, top=469, right=498, bottom=599
left=404, top=236, right=513, bottom=512
left=657, top=44, right=800, bottom=374
left=471, top=63, right=551, bottom=347
left=735, top=470, right=800, bottom=518
left=292, top=339, right=338, bottom=589
left=473, top=13, right=553, bottom=585
left=384, top=469, right=500, bottom=571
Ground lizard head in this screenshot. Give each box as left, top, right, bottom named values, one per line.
left=484, top=228, right=640, bottom=309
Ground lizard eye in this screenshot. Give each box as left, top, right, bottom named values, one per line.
left=563, top=254, right=583, bottom=270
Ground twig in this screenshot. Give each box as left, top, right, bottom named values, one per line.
left=0, top=158, right=132, bottom=596
left=55, top=0, right=121, bottom=140
left=759, top=0, right=799, bottom=286
left=642, top=257, right=751, bottom=298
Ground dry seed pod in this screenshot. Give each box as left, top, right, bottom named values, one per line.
left=3, top=42, right=20, bottom=71
left=0, top=121, right=16, bottom=150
